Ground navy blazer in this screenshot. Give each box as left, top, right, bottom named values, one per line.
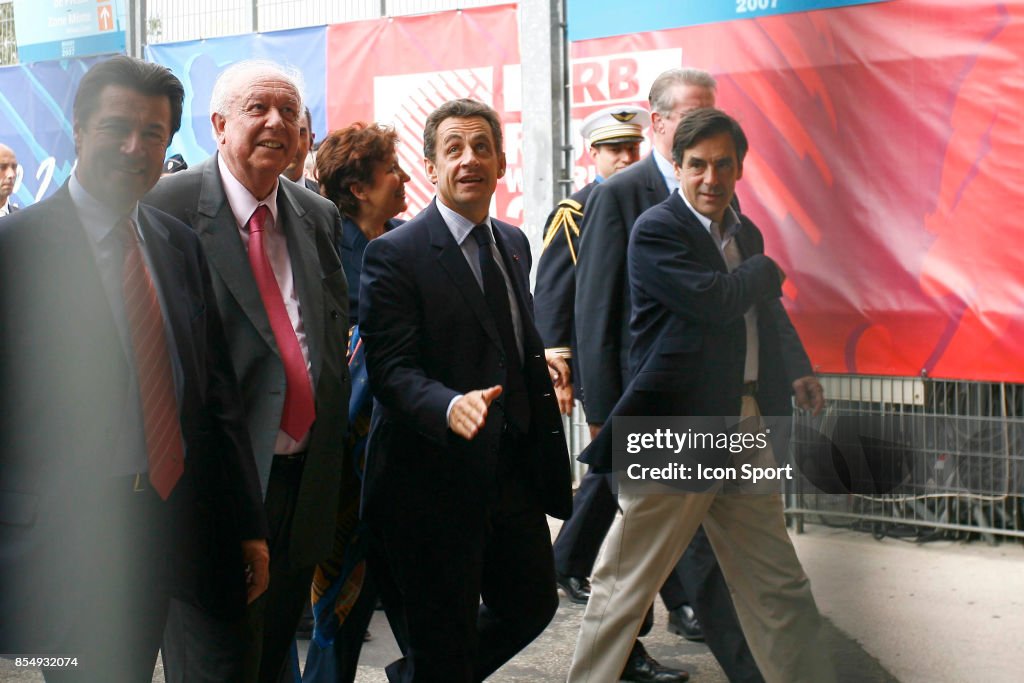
left=574, top=155, right=668, bottom=422
left=0, top=186, right=266, bottom=649
left=581, top=192, right=812, bottom=471
left=358, top=200, right=572, bottom=522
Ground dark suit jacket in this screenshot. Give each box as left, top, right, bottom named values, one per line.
left=534, top=181, right=597, bottom=399
left=145, top=155, right=351, bottom=570
left=574, top=155, right=668, bottom=422
left=358, top=200, right=572, bottom=522
left=582, top=192, right=813, bottom=470
left=0, top=185, right=267, bottom=649
left=338, top=216, right=403, bottom=327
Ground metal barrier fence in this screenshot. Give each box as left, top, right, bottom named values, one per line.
left=785, top=375, right=1024, bottom=543
left=561, top=375, right=1024, bottom=544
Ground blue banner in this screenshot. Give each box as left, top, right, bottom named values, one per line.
left=146, top=26, right=328, bottom=168
left=0, top=55, right=107, bottom=206
left=566, top=0, right=889, bottom=40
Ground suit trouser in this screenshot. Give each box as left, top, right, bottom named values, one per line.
left=568, top=397, right=836, bottom=683
left=553, top=465, right=760, bottom=679
left=163, top=455, right=314, bottom=683
left=374, top=447, right=558, bottom=682
left=44, top=478, right=171, bottom=683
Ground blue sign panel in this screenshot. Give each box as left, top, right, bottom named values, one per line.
left=0, top=55, right=106, bottom=206
left=566, top=0, right=889, bottom=40
left=13, top=0, right=126, bottom=63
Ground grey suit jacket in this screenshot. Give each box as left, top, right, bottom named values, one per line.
left=146, top=155, right=351, bottom=568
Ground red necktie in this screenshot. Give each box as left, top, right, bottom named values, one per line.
left=247, top=205, right=315, bottom=441
left=120, top=218, right=184, bottom=499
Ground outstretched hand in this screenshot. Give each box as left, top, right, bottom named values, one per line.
left=449, top=386, right=503, bottom=440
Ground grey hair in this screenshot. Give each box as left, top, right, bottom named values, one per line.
left=649, top=68, right=717, bottom=116
left=208, top=59, right=306, bottom=120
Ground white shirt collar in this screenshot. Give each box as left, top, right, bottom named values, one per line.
left=69, top=171, right=142, bottom=244
left=676, top=187, right=741, bottom=240
left=435, top=197, right=493, bottom=245
left=217, top=153, right=280, bottom=230
left=653, top=148, right=678, bottom=193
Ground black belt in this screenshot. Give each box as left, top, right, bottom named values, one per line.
left=741, top=381, right=759, bottom=397
left=274, top=450, right=307, bottom=464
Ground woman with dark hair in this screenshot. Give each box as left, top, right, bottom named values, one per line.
left=300, top=122, right=409, bottom=683
left=318, top=122, right=410, bottom=326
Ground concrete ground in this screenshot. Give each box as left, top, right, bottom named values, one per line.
left=2, top=521, right=1022, bottom=682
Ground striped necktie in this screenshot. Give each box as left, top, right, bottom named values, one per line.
left=120, top=217, right=184, bottom=499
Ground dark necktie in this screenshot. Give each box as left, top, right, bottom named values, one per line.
left=247, top=205, right=316, bottom=441
left=120, top=217, right=184, bottom=499
left=471, top=224, right=530, bottom=433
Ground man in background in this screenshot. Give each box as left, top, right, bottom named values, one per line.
left=286, top=107, right=319, bottom=193
left=0, top=143, right=19, bottom=215
left=536, top=104, right=688, bottom=682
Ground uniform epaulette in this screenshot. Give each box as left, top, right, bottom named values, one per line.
left=542, top=199, right=585, bottom=264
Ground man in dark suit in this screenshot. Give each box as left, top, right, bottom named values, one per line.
left=569, top=108, right=836, bottom=683
left=285, top=107, right=320, bottom=194
left=146, top=60, right=351, bottom=683
left=537, top=105, right=688, bottom=682
left=0, top=56, right=267, bottom=681
left=574, top=69, right=762, bottom=682
left=0, top=143, right=19, bottom=215
left=358, top=98, right=573, bottom=682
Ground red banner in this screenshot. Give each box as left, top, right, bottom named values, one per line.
left=326, top=1, right=1024, bottom=382
left=326, top=5, right=522, bottom=224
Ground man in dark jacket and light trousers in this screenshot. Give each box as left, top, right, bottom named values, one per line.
left=568, top=108, right=836, bottom=683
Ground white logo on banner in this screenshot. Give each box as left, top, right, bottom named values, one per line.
left=374, top=68, right=496, bottom=217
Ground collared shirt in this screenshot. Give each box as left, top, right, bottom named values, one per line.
left=677, top=189, right=759, bottom=383
left=70, top=173, right=185, bottom=475
left=218, top=155, right=312, bottom=453
left=0, top=199, right=11, bottom=216
left=653, top=148, right=679, bottom=194
left=435, top=198, right=526, bottom=424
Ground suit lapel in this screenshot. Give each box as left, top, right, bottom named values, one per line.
left=427, top=202, right=504, bottom=353
left=137, top=206, right=192, bottom=374
left=278, top=182, right=324, bottom=386
left=194, top=156, right=278, bottom=353
left=643, top=154, right=670, bottom=207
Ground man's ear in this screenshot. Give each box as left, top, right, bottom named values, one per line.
left=424, top=157, right=438, bottom=184
left=496, top=152, right=507, bottom=180
left=73, top=123, right=83, bottom=156
left=211, top=112, right=226, bottom=142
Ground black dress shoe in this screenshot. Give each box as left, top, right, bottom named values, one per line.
left=667, top=604, right=705, bottom=642
left=556, top=574, right=592, bottom=604
left=620, top=640, right=690, bottom=682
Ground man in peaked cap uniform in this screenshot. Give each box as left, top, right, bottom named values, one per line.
left=535, top=105, right=690, bottom=683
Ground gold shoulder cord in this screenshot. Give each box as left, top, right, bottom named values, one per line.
left=541, top=198, right=584, bottom=265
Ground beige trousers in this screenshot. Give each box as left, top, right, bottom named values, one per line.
left=567, top=397, right=836, bottom=683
